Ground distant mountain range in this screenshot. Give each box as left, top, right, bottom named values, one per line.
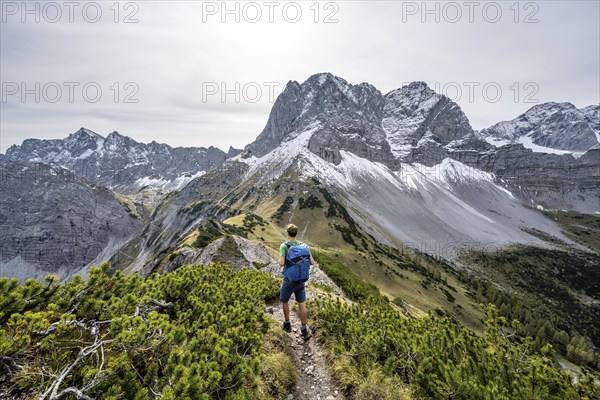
left=2, top=128, right=241, bottom=193
left=1, top=72, right=598, bottom=280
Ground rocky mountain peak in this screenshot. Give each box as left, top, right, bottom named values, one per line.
left=243, top=74, right=478, bottom=167
left=480, top=101, right=600, bottom=152
left=104, top=131, right=134, bottom=149
left=4, top=129, right=227, bottom=193
left=62, top=127, right=104, bottom=155
left=386, top=80, right=435, bottom=98
left=226, top=146, right=242, bottom=158
left=382, top=81, right=474, bottom=161
left=243, top=73, right=391, bottom=166
left=67, top=127, right=104, bottom=142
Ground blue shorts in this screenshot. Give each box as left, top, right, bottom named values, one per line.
left=280, top=277, right=306, bottom=303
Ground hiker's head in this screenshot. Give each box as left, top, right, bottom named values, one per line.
left=286, top=224, right=298, bottom=238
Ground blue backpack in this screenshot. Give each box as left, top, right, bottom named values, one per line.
left=283, top=241, right=311, bottom=283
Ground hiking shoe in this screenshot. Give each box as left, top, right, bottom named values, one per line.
left=283, top=321, right=292, bottom=333
left=301, top=326, right=312, bottom=341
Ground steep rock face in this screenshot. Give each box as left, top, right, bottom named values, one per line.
left=383, top=81, right=474, bottom=160
left=0, top=160, right=143, bottom=281
left=244, top=73, right=398, bottom=167
left=480, top=102, right=599, bottom=152
left=451, top=144, right=600, bottom=213
left=4, top=128, right=227, bottom=193
left=244, top=74, right=476, bottom=168
left=581, top=105, right=600, bottom=135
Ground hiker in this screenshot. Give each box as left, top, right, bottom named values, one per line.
left=279, top=223, right=316, bottom=340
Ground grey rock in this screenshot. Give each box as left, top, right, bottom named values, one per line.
left=0, top=160, right=143, bottom=281
left=244, top=73, right=399, bottom=168
left=404, top=133, right=449, bottom=166
left=451, top=144, right=600, bottom=213
left=383, top=81, right=474, bottom=159
left=244, top=75, right=475, bottom=168
left=197, top=235, right=271, bottom=271
left=226, top=146, right=243, bottom=159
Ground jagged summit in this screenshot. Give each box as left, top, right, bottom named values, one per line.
left=4, top=128, right=227, bottom=193
left=226, top=146, right=242, bottom=159
left=480, top=102, right=600, bottom=153
left=383, top=80, right=474, bottom=160
left=243, top=73, right=598, bottom=171
left=243, top=72, right=387, bottom=163
left=67, top=127, right=105, bottom=141
left=243, top=73, right=476, bottom=168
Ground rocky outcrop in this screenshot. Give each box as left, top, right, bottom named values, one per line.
left=226, top=146, right=243, bottom=158
left=151, top=235, right=274, bottom=274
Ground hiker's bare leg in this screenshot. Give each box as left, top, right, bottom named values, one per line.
left=299, top=302, right=307, bottom=325
left=283, top=301, right=290, bottom=321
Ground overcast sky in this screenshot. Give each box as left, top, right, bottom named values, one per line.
left=1, top=0, right=599, bottom=153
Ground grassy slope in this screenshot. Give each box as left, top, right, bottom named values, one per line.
left=215, top=177, right=485, bottom=333
left=540, top=209, right=600, bottom=252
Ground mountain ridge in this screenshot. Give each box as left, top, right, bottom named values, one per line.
left=480, top=102, right=600, bottom=154
left=3, top=127, right=229, bottom=193
left=3, top=73, right=598, bottom=203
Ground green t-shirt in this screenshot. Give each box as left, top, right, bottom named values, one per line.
left=279, top=240, right=302, bottom=258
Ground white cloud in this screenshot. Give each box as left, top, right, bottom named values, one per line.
left=1, top=0, right=598, bottom=152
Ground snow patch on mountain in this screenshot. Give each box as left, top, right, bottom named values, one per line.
left=133, top=171, right=206, bottom=191
left=240, top=123, right=321, bottom=181
left=410, top=158, right=499, bottom=190
left=239, top=119, right=511, bottom=204
left=302, top=149, right=407, bottom=191
left=517, top=135, right=584, bottom=158
left=483, top=133, right=585, bottom=158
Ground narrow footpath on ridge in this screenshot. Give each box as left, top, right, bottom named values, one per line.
left=267, top=294, right=346, bottom=400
